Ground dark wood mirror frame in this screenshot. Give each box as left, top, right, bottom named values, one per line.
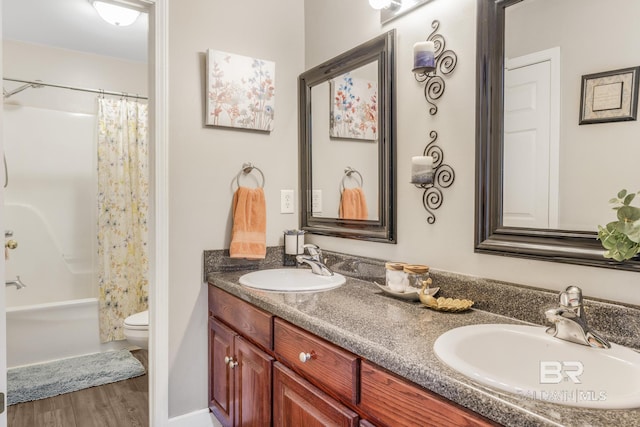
left=475, top=0, right=640, bottom=272
left=299, top=30, right=396, bottom=243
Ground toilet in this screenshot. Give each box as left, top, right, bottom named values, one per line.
left=123, top=310, right=149, bottom=349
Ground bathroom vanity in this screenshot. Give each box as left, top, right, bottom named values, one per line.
left=208, top=284, right=495, bottom=427
left=206, top=258, right=640, bottom=427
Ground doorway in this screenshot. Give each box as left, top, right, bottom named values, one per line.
left=1, top=0, right=160, bottom=424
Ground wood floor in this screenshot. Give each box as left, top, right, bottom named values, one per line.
left=7, top=350, right=149, bottom=427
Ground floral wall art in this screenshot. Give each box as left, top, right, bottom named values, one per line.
left=206, top=49, right=275, bottom=131
left=330, top=73, right=378, bottom=141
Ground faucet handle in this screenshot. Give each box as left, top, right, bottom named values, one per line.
left=561, top=285, right=583, bottom=308
left=303, top=243, right=321, bottom=258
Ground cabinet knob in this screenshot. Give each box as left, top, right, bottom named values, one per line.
left=5, top=240, right=17, bottom=250
left=225, top=356, right=238, bottom=368
left=299, top=351, right=315, bottom=363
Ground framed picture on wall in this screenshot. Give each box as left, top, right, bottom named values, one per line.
left=579, top=66, right=640, bottom=125
left=329, top=73, right=378, bottom=141
left=205, top=49, right=275, bottom=132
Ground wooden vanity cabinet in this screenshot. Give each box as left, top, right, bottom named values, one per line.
left=209, top=286, right=274, bottom=427
left=209, top=284, right=499, bottom=427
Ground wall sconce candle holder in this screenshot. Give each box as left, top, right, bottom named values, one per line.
left=414, top=20, right=457, bottom=115
left=412, top=20, right=457, bottom=224
left=411, top=131, right=455, bottom=224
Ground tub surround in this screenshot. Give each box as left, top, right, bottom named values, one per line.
left=205, top=249, right=640, bottom=426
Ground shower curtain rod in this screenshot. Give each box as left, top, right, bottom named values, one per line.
left=2, top=77, right=148, bottom=100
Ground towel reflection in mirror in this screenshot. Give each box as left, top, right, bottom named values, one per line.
left=339, top=187, right=368, bottom=220
left=339, top=167, right=368, bottom=220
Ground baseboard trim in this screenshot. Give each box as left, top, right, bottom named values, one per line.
left=168, top=409, right=219, bottom=427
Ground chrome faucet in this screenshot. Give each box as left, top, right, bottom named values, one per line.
left=545, top=286, right=610, bottom=349
left=6, top=276, right=26, bottom=290
left=296, top=244, right=333, bottom=276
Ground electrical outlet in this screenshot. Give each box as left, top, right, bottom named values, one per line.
left=312, top=190, right=322, bottom=213
left=280, top=189, right=295, bottom=214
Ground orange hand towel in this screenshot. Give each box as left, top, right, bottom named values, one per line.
left=339, top=187, right=368, bottom=220
left=230, top=186, right=267, bottom=259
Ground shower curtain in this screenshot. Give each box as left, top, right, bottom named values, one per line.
left=97, top=98, right=149, bottom=343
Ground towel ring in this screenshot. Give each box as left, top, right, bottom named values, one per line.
left=235, top=162, right=265, bottom=188
left=340, top=166, right=363, bottom=191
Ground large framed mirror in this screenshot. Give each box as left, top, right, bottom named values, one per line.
left=299, top=30, right=396, bottom=243
left=475, top=0, right=640, bottom=271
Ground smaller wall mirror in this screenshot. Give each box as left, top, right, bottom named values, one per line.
left=299, top=30, right=396, bottom=243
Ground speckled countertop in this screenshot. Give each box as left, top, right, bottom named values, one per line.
left=205, top=249, right=640, bottom=427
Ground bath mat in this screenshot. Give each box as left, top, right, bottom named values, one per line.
left=7, top=349, right=145, bottom=405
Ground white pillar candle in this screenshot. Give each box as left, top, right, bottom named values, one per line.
left=411, top=156, right=434, bottom=184
left=284, top=232, right=305, bottom=255
left=413, top=41, right=435, bottom=72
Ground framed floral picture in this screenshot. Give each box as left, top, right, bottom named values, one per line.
left=206, top=49, right=275, bottom=131
left=329, top=73, right=378, bottom=141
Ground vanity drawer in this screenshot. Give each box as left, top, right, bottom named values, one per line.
left=359, top=361, right=498, bottom=427
left=274, top=318, right=358, bottom=404
left=208, top=285, right=273, bottom=351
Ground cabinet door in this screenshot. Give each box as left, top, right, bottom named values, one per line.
left=234, top=336, right=273, bottom=427
left=209, top=318, right=235, bottom=427
left=273, top=362, right=358, bottom=427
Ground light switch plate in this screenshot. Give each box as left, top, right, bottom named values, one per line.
left=280, top=189, right=295, bottom=214
left=312, top=190, right=322, bottom=213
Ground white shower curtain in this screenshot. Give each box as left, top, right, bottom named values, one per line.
left=97, top=98, right=149, bottom=343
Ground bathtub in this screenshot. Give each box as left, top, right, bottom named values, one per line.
left=6, top=297, right=129, bottom=368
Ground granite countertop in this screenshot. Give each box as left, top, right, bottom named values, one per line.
left=207, top=268, right=640, bottom=427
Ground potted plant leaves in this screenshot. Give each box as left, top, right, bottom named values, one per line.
left=597, top=189, right=640, bottom=261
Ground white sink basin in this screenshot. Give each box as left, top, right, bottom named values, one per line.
left=434, top=324, right=640, bottom=409
left=239, top=268, right=345, bottom=292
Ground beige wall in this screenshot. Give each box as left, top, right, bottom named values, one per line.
left=303, top=0, right=640, bottom=305
left=167, top=0, right=304, bottom=417
left=166, top=0, right=640, bottom=419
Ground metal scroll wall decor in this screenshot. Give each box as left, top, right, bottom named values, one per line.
left=413, top=20, right=457, bottom=224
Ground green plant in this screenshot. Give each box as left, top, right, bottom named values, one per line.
left=597, top=189, right=640, bottom=261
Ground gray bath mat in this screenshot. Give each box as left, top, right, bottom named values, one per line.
left=7, top=349, right=145, bottom=405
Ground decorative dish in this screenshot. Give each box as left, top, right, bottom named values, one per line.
left=375, top=282, right=439, bottom=301
left=419, top=294, right=474, bottom=312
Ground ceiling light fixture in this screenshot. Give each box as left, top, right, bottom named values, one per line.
left=368, top=0, right=402, bottom=11
left=92, top=1, right=141, bottom=26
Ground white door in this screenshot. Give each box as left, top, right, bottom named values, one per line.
left=503, top=48, right=560, bottom=229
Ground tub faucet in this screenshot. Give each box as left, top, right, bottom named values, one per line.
left=545, top=286, right=610, bottom=349
left=6, top=276, right=26, bottom=290
left=296, top=244, right=333, bottom=276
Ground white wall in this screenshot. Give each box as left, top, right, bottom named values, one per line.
left=168, top=0, right=304, bottom=417
left=303, top=0, right=640, bottom=306
left=3, top=40, right=147, bottom=114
